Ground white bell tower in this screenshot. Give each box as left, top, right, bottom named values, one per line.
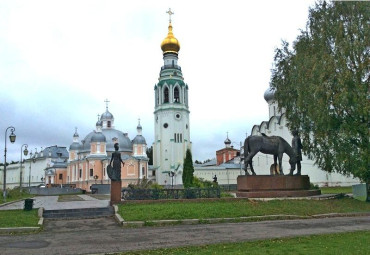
left=153, top=9, right=191, bottom=186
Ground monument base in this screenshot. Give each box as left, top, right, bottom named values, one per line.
left=110, top=180, right=122, bottom=205
left=236, top=175, right=321, bottom=198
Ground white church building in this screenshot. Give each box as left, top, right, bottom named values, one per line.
left=249, top=87, right=360, bottom=187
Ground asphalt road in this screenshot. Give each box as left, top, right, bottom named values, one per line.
left=0, top=216, right=369, bottom=255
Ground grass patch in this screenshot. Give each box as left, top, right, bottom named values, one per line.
left=0, top=209, right=39, bottom=228
left=118, top=198, right=370, bottom=221
left=0, top=188, right=33, bottom=204
left=320, top=186, right=353, bottom=194
left=119, top=230, right=370, bottom=255
left=58, top=195, right=85, bottom=202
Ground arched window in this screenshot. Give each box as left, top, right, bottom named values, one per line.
left=164, top=87, right=169, bottom=103
left=107, top=121, right=111, bottom=128
left=174, top=87, right=180, bottom=103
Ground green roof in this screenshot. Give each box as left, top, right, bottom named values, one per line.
left=157, top=79, right=186, bottom=87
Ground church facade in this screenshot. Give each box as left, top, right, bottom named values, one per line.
left=66, top=104, right=148, bottom=191
left=249, top=87, right=360, bottom=187
left=153, top=12, right=191, bottom=186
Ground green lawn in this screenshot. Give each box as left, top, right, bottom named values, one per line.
left=119, top=231, right=370, bottom=255
left=320, top=186, right=353, bottom=194
left=58, top=194, right=85, bottom=202
left=118, top=198, right=370, bottom=221
left=0, top=188, right=33, bottom=204
left=0, top=209, right=39, bottom=228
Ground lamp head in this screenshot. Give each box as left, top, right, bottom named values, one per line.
left=9, top=131, right=16, bottom=143
left=23, top=146, right=29, bottom=156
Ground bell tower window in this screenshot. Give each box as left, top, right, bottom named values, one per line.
left=164, top=87, right=169, bottom=103
left=174, top=87, right=180, bottom=103
left=107, top=121, right=111, bottom=128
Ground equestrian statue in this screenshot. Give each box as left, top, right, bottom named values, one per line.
left=244, top=134, right=297, bottom=175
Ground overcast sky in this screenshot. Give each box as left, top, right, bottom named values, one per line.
left=0, top=0, right=316, bottom=163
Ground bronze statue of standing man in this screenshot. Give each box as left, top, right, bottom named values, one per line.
left=291, top=130, right=303, bottom=175
left=107, top=143, right=124, bottom=181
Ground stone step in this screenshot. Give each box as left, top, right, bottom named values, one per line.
left=43, top=206, right=114, bottom=219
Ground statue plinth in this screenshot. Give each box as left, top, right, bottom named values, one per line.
left=236, top=175, right=321, bottom=198
left=110, top=180, right=122, bottom=205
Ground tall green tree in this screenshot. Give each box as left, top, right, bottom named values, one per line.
left=270, top=1, right=369, bottom=182
left=182, top=149, right=194, bottom=188
left=146, top=146, right=153, bottom=165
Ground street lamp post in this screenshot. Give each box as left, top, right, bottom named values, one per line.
left=28, top=151, right=36, bottom=187
left=169, top=171, right=175, bottom=189
left=19, top=144, right=28, bottom=191
left=3, top=126, right=16, bottom=202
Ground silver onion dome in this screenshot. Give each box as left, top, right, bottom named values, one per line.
left=264, top=87, right=276, bottom=102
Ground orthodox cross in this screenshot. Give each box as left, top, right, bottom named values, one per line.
left=104, top=99, right=110, bottom=110
left=138, top=118, right=141, bottom=125
left=166, top=8, right=174, bottom=23
left=97, top=114, right=100, bottom=121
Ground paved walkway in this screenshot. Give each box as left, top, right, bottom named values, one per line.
left=0, top=216, right=369, bottom=254
left=0, top=195, right=109, bottom=210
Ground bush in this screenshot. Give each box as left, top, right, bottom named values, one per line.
left=310, top=183, right=319, bottom=190
left=192, top=176, right=217, bottom=188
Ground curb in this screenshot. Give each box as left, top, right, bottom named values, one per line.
left=117, top=212, right=370, bottom=228
left=0, top=227, right=40, bottom=234
left=38, top=207, right=44, bottom=226
left=0, top=198, right=28, bottom=208
left=113, top=205, right=125, bottom=225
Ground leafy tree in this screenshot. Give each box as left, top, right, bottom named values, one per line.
left=146, top=146, right=153, bottom=165
left=270, top=1, right=369, bottom=182
left=192, top=176, right=216, bottom=188
left=182, top=149, right=194, bottom=188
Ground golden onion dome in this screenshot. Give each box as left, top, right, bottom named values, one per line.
left=161, top=22, right=180, bottom=54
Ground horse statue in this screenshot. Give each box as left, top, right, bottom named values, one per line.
left=244, top=134, right=297, bottom=175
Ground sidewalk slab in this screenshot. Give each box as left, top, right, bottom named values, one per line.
left=0, top=196, right=109, bottom=211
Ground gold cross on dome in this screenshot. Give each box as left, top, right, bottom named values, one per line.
left=166, top=8, right=174, bottom=23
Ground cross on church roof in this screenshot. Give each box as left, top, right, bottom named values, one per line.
left=97, top=114, right=100, bottom=120
left=104, top=99, right=110, bottom=110
left=166, top=8, right=174, bottom=23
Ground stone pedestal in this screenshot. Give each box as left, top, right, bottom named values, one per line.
left=236, top=175, right=321, bottom=198
left=110, top=180, right=122, bottom=205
